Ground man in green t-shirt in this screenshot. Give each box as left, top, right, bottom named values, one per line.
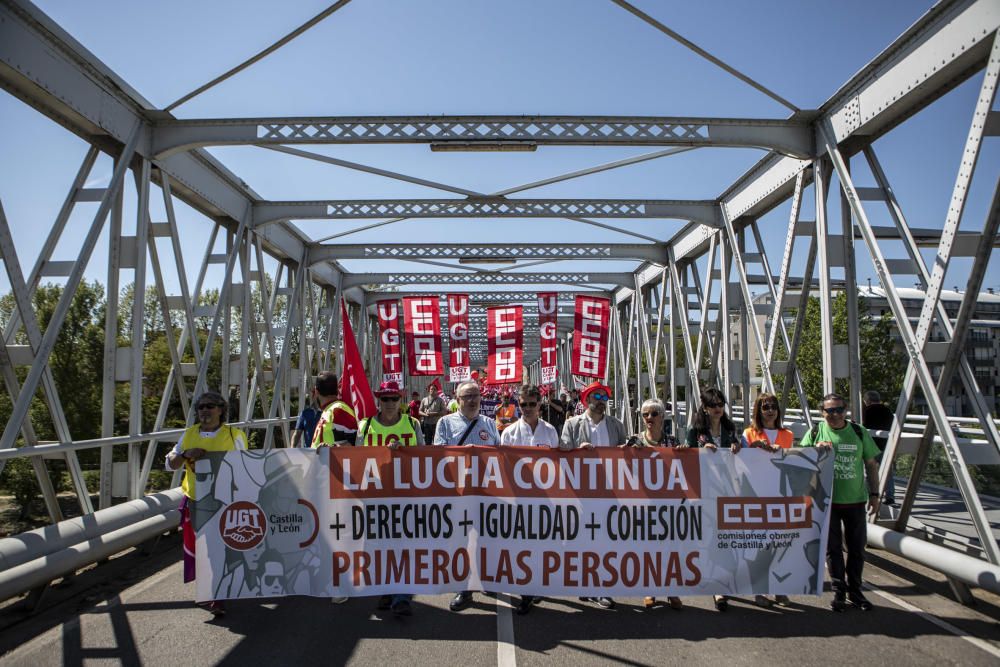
left=800, top=392, right=880, bottom=612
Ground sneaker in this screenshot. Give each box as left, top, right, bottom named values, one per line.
left=332, top=596, right=349, bottom=604
left=713, top=595, right=728, bottom=612
left=883, top=498, right=897, bottom=507
left=593, top=596, right=615, bottom=609
left=774, top=595, right=790, bottom=607
left=754, top=594, right=772, bottom=608
left=831, top=590, right=847, bottom=612
left=515, top=596, right=536, bottom=615
left=668, top=597, right=683, bottom=610
left=202, top=600, right=226, bottom=617
left=376, top=595, right=392, bottom=610
left=643, top=596, right=656, bottom=608
left=391, top=598, right=412, bottom=616
left=849, top=591, right=873, bottom=611
left=450, top=591, right=473, bottom=612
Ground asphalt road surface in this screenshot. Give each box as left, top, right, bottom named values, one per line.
left=1, top=545, right=999, bottom=667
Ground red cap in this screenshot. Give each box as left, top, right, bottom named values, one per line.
left=580, top=381, right=612, bottom=403
left=374, top=381, right=403, bottom=398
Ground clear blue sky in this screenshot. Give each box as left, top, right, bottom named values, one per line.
left=2, top=0, right=997, bottom=299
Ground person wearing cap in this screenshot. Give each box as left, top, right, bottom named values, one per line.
left=559, top=381, right=625, bottom=610
left=800, top=392, right=880, bottom=612
left=356, top=381, right=423, bottom=616
left=311, top=370, right=358, bottom=448
left=165, top=390, right=247, bottom=616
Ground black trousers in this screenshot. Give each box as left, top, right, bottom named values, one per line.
left=421, top=422, right=437, bottom=444
left=827, top=504, right=867, bottom=594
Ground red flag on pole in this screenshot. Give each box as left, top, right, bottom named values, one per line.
left=538, top=292, right=558, bottom=386
left=375, top=299, right=403, bottom=384
left=487, top=305, right=523, bottom=385
left=428, top=377, right=442, bottom=395
left=403, top=296, right=443, bottom=376
left=572, top=295, right=610, bottom=379
left=340, top=298, right=376, bottom=420
left=447, top=294, right=470, bottom=383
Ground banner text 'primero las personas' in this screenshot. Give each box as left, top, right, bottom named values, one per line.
left=329, top=447, right=702, bottom=500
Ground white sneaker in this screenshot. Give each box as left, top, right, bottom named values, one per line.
left=332, top=596, right=349, bottom=604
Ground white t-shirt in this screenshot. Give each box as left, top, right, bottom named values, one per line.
left=586, top=415, right=611, bottom=447
left=500, top=418, right=560, bottom=448
left=764, top=428, right=779, bottom=443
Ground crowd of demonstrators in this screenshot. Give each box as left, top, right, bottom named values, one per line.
left=191, top=369, right=888, bottom=618
left=418, top=384, right=447, bottom=444
left=166, top=390, right=248, bottom=617
left=862, top=390, right=896, bottom=506
left=801, top=392, right=881, bottom=612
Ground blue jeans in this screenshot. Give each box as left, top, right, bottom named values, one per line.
left=876, top=451, right=895, bottom=501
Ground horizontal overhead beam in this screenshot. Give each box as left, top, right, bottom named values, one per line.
left=255, top=199, right=719, bottom=227
left=343, top=272, right=634, bottom=288
left=151, top=116, right=814, bottom=158
left=311, top=243, right=666, bottom=264
left=363, top=291, right=611, bottom=303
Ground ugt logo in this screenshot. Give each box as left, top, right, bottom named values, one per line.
left=219, top=500, right=267, bottom=550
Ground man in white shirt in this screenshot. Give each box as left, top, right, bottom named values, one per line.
left=500, top=384, right=559, bottom=448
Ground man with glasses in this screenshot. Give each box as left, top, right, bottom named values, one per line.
left=559, top=381, right=625, bottom=610
left=165, top=390, right=247, bottom=616
left=311, top=371, right=358, bottom=448
left=433, top=380, right=500, bottom=611
left=800, top=392, right=880, bottom=612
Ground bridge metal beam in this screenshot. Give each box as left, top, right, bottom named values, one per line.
left=255, top=199, right=719, bottom=227
left=343, top=272, right=633, bottom=288
left=363, top=291, right=611, bottom=304
left=312, top=243, right=665, bottom=264
left=151, top=116, right=814, bottom=158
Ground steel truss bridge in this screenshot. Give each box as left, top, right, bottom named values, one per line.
left=0, top=0, right=999, bottom=636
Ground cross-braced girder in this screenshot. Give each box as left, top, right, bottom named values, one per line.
left=312, top=243, right=665, bottom=264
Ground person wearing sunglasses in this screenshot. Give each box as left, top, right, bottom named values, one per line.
left=800, top=392, right=881, bottom=612
left=498, top=384, right=560, bottom=615
left=355, top=380, right=422, bottom=616
left=684, top=387, right=738, bottom=611
left=738, top=393, right=794, bottom=608
left=165, top=389, right=247, bottom=616
left=625, top=398, right=683, bottom=611
left=560, top=381, right=625, bottom=610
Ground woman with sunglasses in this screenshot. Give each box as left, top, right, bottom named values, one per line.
left=738, top=392, right=794, bottom=608
left=684, top=387, right=738, bottom=611
left=626, top=398, right=683, bottom=611
left=165, top=390, right=247, bottom=616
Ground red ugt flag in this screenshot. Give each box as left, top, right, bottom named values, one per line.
left=538, top=292, right=558, bottom=386
left=403, top=296, right=443, bottom=376
left=376, top=299, right=402, bottom=384
left=447, top=294, right=470, bottom=383
left=488, top=305, right=523, bottom=385
left=572, top=295, right=610, bottom=379
left=340, top=298, right=376, bottom=420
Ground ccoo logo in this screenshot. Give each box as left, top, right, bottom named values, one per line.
left=219, top=500, right=267, bottom=550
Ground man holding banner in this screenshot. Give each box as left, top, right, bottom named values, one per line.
left=432, top=380, right=500, bottom=612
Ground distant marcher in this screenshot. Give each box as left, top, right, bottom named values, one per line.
left=495, top=394, right=518, bottom=433
left=626, top=398, right=682, bottom=611
left=166, top=390, right=247, bottom=616
left=406, top=391, right=421, bottom=418
left=290, top=385, right=320, bottom=448
left=862, top=390, right=896, bottom=506
left=800, top=393, right=881, bottom=612
left=310, top=371, right=357, bottom=447
left=685, top=387, right=736, bottom=611
left=419, top=384, right=447, bottom=444
left=542, top=392, right=566, bottom=435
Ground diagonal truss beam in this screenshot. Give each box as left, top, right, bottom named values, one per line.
left=152, top=116, right=813, bottom=158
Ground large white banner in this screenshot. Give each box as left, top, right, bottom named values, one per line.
left=195, top=447, right=833, bottom=601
